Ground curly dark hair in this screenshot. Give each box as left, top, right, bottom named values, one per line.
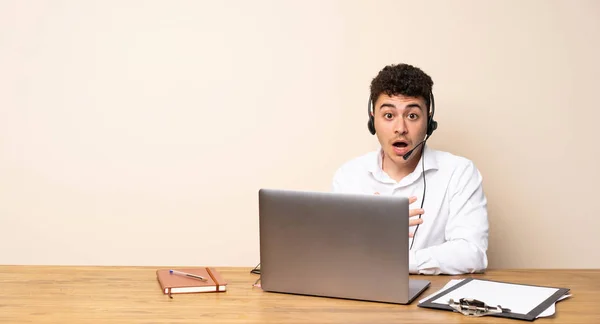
left=370, top=63, right=434, bottom=110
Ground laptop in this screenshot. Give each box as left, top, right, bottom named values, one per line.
left=258, top=188, right=430, bottom=304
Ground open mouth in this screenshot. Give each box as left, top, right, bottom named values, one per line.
left=393, top=141, right=408, bottom=148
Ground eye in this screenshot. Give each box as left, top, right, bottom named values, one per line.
left=408, top=113, right=419, bottom=120
left=384, top=113, right=393, bottom=119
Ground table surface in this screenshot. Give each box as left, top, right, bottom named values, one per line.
left=1, top=266, right=599, bottom=323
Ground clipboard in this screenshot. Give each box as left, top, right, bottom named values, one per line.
left=418, top=278, right=570, bottom=321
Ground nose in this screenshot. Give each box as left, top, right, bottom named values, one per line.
left=394, top=118, right=408, bottom=135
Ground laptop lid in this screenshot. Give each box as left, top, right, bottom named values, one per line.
left=258, top=188, right=429, bottom=304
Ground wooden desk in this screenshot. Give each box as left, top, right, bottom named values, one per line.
left=1, top=266, right=598, bottom=323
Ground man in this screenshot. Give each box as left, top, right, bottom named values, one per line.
left=331, top=63, right=488, bottom=275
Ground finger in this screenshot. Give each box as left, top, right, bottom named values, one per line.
left=409, top=208, right=424, bottom=217
left=409, top=232, right=414, bottom=238
left=408, top=196, right=417, bottom=204
left=374, top=192, right=380, bottom=195
left=409, top=218, right=424, bottom=227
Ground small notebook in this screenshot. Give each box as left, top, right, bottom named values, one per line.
left=156, top=267, right=227, bottom=297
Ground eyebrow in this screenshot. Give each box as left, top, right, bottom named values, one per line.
left=379, top=103, right=423, bottom=111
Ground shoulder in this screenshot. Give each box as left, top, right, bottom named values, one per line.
left=334, top=151, right=379, bottom=179
left=334, top=150, right=378, bottom=175
left=428, top=147, right=485, bottom=189
left=430, top=148, right=477, bottom=171
left=330, top=150, right=378, bottom=192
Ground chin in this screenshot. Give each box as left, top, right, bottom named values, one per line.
left=384, top=150, right=407, bottom=163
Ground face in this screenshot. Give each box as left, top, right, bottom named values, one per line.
left=372, top=93, right=429, bottom=167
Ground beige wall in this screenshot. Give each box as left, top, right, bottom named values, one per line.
left=1, top=0, right=598, bottom=268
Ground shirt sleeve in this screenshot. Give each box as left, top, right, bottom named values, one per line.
left=409, top=160, right=489, bottom=275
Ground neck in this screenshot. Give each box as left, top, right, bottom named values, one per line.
left=381, top=146, right=423, bottom=182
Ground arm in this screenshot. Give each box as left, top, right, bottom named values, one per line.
left=409, top=161, right=489, bottom=275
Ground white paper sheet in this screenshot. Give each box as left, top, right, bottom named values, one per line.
left=419, top=279, right=571, bottom=318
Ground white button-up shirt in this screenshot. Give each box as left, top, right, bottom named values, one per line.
left=330, top=145, right=489, bottom=275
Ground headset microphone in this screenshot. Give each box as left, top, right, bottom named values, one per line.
left=402, top=140, right=426, bottom=160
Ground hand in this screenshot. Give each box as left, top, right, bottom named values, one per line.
left=374, top=193, right=424, bottom=238
left=408, top=196, right=424, bottom=237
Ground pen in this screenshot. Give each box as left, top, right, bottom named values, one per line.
left=169, top=269, right=208, bottom=282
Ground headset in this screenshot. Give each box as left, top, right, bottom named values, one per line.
left=367, top=91, right=437, bottom=137
left=367, top=91, right=438, bottom=250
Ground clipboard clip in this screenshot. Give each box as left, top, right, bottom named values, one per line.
left=448, top=298, right=511, bottom=317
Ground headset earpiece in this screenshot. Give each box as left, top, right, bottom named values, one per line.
left=367, top=119, right=376, bottom=135
left=426, top=91, right=438, bottom=137
left=426, top=119, right=437, bottom=136
left=367, top=96, right=376, bottom=135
